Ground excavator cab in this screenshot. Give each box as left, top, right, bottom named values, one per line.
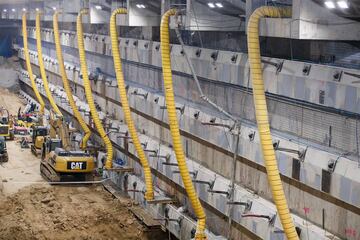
left=41, top=138, right=63, bottom=160
left=31, top=126, right=48, bottom=157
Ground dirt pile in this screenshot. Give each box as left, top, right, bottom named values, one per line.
left=0, top=185, right=152, bottom=240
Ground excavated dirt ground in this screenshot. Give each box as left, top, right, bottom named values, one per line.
left=0, top=185, right=151, bottom=240
left=0, top=88, right=164, bottom=240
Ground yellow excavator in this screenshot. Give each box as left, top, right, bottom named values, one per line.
left=40, top=111, right=95, bottom=182
left=30, top=125, right=48, bottom=156
left=0, top=107, right=15, bottom=140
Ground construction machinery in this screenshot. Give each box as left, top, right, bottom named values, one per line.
left=30, top=125, right=48, bottom=156
left=13, top=107, right=36, bottom=135
left=16, top=107, right=36, bottom=129
left=0, top=136, right=8, bottom=162
left=40, top=112, right=95, bottom=182
left=0, top=107, right=15, bottom=140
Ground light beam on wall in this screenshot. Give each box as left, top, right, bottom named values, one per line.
left=337, top=0, right=349, bottom=8
left=136, top=4, right=146, bottom=8
left=215, top=3, right=223, bottom=8
left=324, top=1, right=336, bottom=8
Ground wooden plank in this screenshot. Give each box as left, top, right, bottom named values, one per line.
left=147, top=196, right=176, bottom=205
left=130, top=206, right=161, bottom=229
left=102, top=180, right=161, bottom=229
left=107, top=167, right=134, bottom=173
left=102, top=179, right=129, bottom=199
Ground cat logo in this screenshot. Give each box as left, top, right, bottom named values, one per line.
left=70, top=162, right=84, bottom=170
left=67, top=161, right=87, bottom=170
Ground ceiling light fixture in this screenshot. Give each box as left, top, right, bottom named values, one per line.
left=208, top=3, right=215, bottom=8
left=52, top=7, right=56, bottom=10
left=35, top=8, right=39, bottom=11
left=3, top=9, right=7, bottom=12
left=324, top=1, right=336, bottom=8
left=337, top=0, right=349, bottom=8
left=136, top=4, right=146, bottom=8
left=11, top=9, right=15, bottom=12
left=22, top=8, right=26, bottom=12
left=215, top=3, right=223, bottom=8
left=95, top=5, right=102, bottom=10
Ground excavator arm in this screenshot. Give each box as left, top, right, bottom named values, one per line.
left=49, top=111, right=71, bottom=151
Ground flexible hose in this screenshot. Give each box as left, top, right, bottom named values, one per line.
left=22, top=13, right=45, bottom=117
left=77, top=9, right=113, bottom=169
left=110, top=8, right=154, bottom=200
left=161, top=9, right=206, bottom=239
left=247, top=6, right=299, bottom=240
left=53, top=11, right=91, bottom=149
left=35, top=12, right=62, bottom=116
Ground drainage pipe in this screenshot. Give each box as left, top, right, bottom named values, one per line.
left=22, top=13, right=45, bottom=118
left=110, top=8, right=154, bottom=200
left=77, top=9, right=113, bottom=169
left=53, top=11, right=91, bottom=149
left=161, top=9, right=206, bottom=239
left=35, top=12, right=62, bottom=116
left=247, top=6, right=298, bottom=240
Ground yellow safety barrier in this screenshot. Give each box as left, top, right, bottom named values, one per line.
left=77, top=9, right=113, bottom=169
left=22, top=13, right=45, bottom=117
left=161, top=9, right=206, bottom=239
left=247, top=6, right=299, bottom=240
left=36, top=12, right=62, bottom=116
left=110, top=8, right=154, bottom=200
left=53, top=11, right=91, bottom=149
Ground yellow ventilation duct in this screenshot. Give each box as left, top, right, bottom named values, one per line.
left=247, top=6, right=299, bottom=240
left=77, top=9, right=113, bottom=169
left=35, top=12, right=62, bottom=116
left=53, top=11, right=91, bottom=149
left=161, top=9, right=206, bottom=239
left=22, top=13, right=45, bottom=117
left=110, top=8, right=154, bottom=200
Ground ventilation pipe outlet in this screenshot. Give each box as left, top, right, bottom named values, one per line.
left=36, top=11, right=62, bottom=117
left=247, top=6, right=299, bottom=240
left=22, top=12, right=45, bottom=123
left=53, top=11, right=91, bottom=149
left=109, top=7, right=154, bottom=201
left=77, top=9, right=113, bottom=169
left=161, top=8, right=207, bottom=240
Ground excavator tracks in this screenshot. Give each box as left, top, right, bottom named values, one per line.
left=31, top=145, right=41, bottom=157
left=40, top=160, right=61, bottom=182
